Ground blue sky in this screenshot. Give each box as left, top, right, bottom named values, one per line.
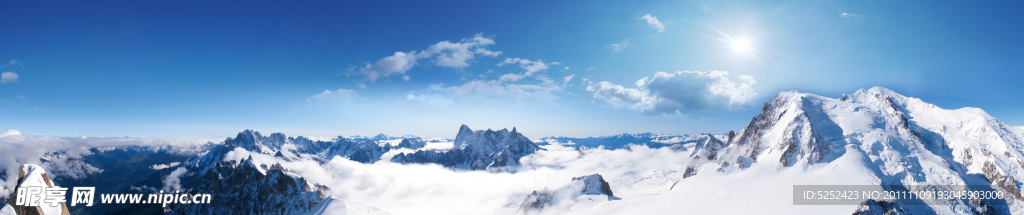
left=1, top=0, right=1021, bottom=138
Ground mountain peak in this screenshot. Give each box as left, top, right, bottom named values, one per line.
left=394, top=124, right=540, bottom=170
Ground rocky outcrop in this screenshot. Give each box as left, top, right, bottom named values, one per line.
left=571, top=174, right=614, bottom=197
left=391, top=125, right=540, bottom=171
left=684, top=135, right=728, bottom=178
left=168, top=156, right=328, bottom=215
left=519, top=173, right=615, bottom=212
left=1, top=164, right=72, bottom=215
left=852, top=199, right=909, bottom=215
left=187, top=130, right=393, bottom=176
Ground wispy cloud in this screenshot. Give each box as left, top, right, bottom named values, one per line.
left=2, top=59, right=24, bottom=84
left=0, top=135, right=218, bottom=198
left=428, top=79, right=562, bottom=105
left=1, top=59, right=24, bottom=69
left=840, top=12, right=861, bottom=18
left=357, top=34, right=501, bottom=82
left=586, top=71, right=757, bottom=115
left=216, top=139, right=695, bottom=214
left=405, top=94, right=454, bottom=109
left=306, top=88, right=360, bottom=107
left=496, top=58, right=555, bottom=82
left=607, top=39, right=630, bottom=52
left=162, top=167, right=189, bottom=192
left=641, top=14, right=665, bottom=32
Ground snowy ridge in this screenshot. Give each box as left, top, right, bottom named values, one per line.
left=0, top=164, right=71, bottom=215
left=539, top=133, right=725, bottom=150
left=186, top=130, right=432, bottom=176
left=391, top=125, right=540, bottom=171
left=517, top=173, right=616, bottom=213
left=168, top=156, right=329, bottom=215
left=683, top=86, right=1024, bottom=213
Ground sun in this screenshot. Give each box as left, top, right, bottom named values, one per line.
left=731, top=38, right=752, bottom=53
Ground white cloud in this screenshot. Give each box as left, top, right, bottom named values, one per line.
left=162, top=167, right=189, bottom=192
left=499, top=58, right=551, bottom=77
left=306, top=88, right=360, bottom=106
left=497, top=58, right=558, bottom=82
left=405, top=94, right=454, bottom=109
left=429, top=80, right=562, bottom=105
left=422, top=34, right=501, bottom=68
left=586, top=67, right=596, bottom=71
left=1, top=72, right=19, bottom=84
left=586, top=81, right=658, bottom=111
left=840, top=12, right=861, bottom=18
left=586, top=71, right=757, bottom=114
left=564, top=67, right=569, bottom=70
left=359, top=51, right=420, bottom=83
left=1, top=59, right=23, bottom=69
left=608, top=39, right=630, bottom=52
left=563, top=75, right=575, bottom=87
left=0, top=129, right=19, bottom=139
left=358, top=34, right=500, bottom=82
left=0, top=135, right=217, bottom=199
left=215, top=142, right=698, bottom=214
left=150, top=162, right=181, bottom=170
left=641, top=14, right=665, bottom=32
left=499, top=73, right=525, bottom=82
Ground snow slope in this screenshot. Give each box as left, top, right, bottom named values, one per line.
left=680, top=87, right=1024, bottom=214
left=303, top=196, right=391, bottom=215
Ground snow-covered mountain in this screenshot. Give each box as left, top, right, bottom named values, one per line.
left=390, top=125, right=540, bottom=171
left=185, top=130, right=434, bottom=176
left=168, top=156, right=329, bottom=215
left=5, top=86, right=1024, bottom=214
left=539, top=133, right=725, bottom=150
left=681, top=87, right=1024, bottom=213
left=518, top=173, right=617, bottom=212
left=1, top=164, right=71, bottom=215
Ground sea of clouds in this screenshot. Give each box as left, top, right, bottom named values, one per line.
left=0, top=130, right=218, bottom=200
left=0, top=130, right=895, bottom=214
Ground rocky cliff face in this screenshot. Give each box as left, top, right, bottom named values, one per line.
left=391, top=125, right=540, bottom=171
left=519, top=173, right=615, bottom=212
left=1, top=164, right=72, bottom=215
left=168, top=156, right=328, bottom=215
left=571, top=174, right=614, bottom=197
left=187, top=130, right=399, bottom=177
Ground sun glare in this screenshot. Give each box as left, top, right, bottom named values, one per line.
left=731, top=38, right=752, bottom=53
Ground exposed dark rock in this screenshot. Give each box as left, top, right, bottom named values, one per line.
left=391, top=125, right=539, bottom=171
left=852, top=199, right=909, bottom=215
left=168, top=157, right=328, bottom=215
left=518, top=190, right=555, bottom=212
left=572, top=174, right=614, bottom=197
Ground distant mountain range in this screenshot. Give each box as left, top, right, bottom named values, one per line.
left=3, top=87, right=1023, bottom=214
